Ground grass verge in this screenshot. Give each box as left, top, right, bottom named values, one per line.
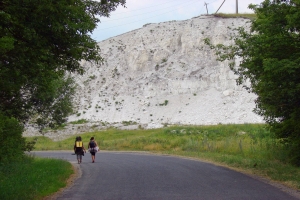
left=25, top=124, right=300, bottom=193
left=0, top=155, right=73, bottom=200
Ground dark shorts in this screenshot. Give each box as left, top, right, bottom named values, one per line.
left=90, top=152, right=96, bottom=156
left=75, top=150, right=84, bottom=155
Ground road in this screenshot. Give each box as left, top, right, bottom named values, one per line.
left=33, top=151, right=299, bottom=200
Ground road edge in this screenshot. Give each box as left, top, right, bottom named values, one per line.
left=42, top=162, right=82, bottom=200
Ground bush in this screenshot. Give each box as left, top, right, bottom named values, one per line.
left=271, top=115, right=300, bottom=165
left=0, top=112, right=25, bottom=163
left=70, top=119, right=88, bottom=124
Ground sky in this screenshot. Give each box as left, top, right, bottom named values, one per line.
left=92, top=0, right=264, bottom=42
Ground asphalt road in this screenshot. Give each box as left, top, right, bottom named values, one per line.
left=33, top=151, right=299, bottom=200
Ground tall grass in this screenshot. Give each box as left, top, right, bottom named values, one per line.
left=0, top=155, right=73, bottom=200
left=29, top=124, right=300, bottom=189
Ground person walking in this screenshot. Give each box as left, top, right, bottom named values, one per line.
left=74, top=136, right=86, bottom=164
left=88, top=137, right=99, bottom=163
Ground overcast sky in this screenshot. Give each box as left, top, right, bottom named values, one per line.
left=92, top=0, right=264, bottom=42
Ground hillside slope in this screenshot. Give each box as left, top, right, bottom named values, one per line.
left=67, top=15, right=263, bottom=128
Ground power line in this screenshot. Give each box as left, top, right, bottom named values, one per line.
left=206, top=0, right=219, bottom=4
left=202, top=0, right=225, bottom=15
left=100, top=0, right=198, bottom=23
left=98, top=0, right=201, bottom=30
left=215, top=0, right=226, bottom=14
left=104, top=0, right=192, bottom=16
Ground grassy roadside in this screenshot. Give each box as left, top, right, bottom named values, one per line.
left=0, top=156, right=73, bottom=200
left=27, top=123, right=300, bottom=191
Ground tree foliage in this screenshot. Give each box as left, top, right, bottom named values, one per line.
left=0, top=0, right=126, bottom=159
left=205, top=0, right=300, bottom=165
left=0, top=112, right=25, bottom=163
left=0, top=0, right=125, bottom=128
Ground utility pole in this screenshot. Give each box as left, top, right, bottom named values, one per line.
left=215, top=0, right=226, bottom=14
left=236, top=0, right=238, bottom=14
left=204, top=2, right=208, bottom=15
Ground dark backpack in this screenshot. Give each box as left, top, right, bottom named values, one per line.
left=89, top=141, right=96, bottom=148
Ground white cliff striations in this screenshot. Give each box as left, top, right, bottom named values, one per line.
left=68, top=15, right=263, bottom=128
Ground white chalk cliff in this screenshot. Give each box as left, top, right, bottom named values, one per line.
left=67, top=15, right=263, bottom=128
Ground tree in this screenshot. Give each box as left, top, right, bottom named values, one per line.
left=0, top=0, right=125, bottom=126
left=205, top=0, right=300, bottom=165
left=0, top=0, right=126, bottom=160
left=0, top=112, right=25, bottom=163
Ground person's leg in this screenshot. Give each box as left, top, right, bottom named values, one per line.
left=77, top=154, right=80, bottom=164
left=91, top=152, right=95, bottom=162
left=79, top=155, right=82, bottom=163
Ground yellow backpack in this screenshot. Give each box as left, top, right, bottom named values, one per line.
left=75, top=141, right=83, bottom=147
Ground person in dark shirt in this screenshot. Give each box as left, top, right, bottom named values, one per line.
left=88, top=137, right=99, bottom=163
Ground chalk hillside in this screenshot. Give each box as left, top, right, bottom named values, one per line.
left=24, top=15, right=264, bottom=140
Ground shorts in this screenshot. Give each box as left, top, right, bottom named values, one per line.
left=75, top=150, right=84, bottom=155
left=90, top=152, right=96, bottom=156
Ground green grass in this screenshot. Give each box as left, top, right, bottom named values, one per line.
left=69, top=119, right=89, bottom=124
left=214, top=13, right=257, bottom=20
left=24, top=124, right=300, bottom=195
left=0, top=155, right=73, bottom=200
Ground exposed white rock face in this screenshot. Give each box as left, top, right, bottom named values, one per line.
left=68, top=15, right=263, bottom=127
